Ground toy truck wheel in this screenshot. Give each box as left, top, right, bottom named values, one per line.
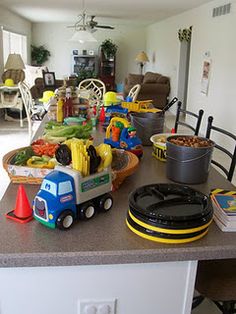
left=56, top=210, right=74, bottom=230
left=99, top=194, right=113, bottom=212
left=80, top=202, right=96, bottom=220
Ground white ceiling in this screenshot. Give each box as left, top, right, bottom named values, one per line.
left=0, top=0, right=213, bottom=25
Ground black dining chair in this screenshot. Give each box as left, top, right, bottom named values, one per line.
left=193, top=118, right=236, bottom=313
left=205, top=116, right=236, bottom=182
left=174, top=101, right=204, bottom=135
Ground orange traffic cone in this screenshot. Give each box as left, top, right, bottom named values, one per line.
left=5, top=184, right=33, bottom=223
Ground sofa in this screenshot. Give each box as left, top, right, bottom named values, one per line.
left=30, top=77, right=77, bottom=100
left=124, top=72, right=170, bottom=109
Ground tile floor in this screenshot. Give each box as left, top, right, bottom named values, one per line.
left=192, top=298, right=221, bottom=314
left=0, top=111, right=234, bottom=313
left=0, top=115, right=39, bottom=200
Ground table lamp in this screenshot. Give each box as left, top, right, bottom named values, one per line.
left=4, top=53, right=25, bottom=70
left=135, top=51, right=149, bottom=75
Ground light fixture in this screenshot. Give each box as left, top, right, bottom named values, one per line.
left=69, top=10, right=97, bottom=43
left=4, top=53, right=25, bottom=70
left=69, top=29, right=97, bottom=43
left=135, top=51, right=149, bottom=75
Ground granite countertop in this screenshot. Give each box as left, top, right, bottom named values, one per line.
left=0, top=125, right=236, bottom=268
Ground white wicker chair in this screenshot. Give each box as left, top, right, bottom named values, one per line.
left=128, top=84, right=141, bottom=102
left=78, top=78, right=106, bottom=103
left=18, top=82, right=34, bottom=143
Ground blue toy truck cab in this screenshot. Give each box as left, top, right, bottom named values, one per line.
left=33, top=166, right=113, bottom=230
left=33, top=170, right=76, bottom=229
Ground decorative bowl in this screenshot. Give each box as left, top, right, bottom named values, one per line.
left=111, top=149, right=139, bottom=190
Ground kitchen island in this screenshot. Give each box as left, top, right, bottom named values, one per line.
left=0, top=124, right=235, bottom=314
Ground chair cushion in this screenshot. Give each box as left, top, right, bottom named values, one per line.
left=143, top=72, right=161, bottom=83
left=127, top=74, right=143, bottom=86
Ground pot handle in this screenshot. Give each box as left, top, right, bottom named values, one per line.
left=162, top=97, right=178, bottom=113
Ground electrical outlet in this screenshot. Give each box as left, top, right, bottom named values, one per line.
left=78, top=299, right=116, bottom=314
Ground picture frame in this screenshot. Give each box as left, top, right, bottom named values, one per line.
left=43, top=72, right=56, bottom=87
left=72, top=49, right=78, bottom=55
left=200, top=60, right=211, bottom=95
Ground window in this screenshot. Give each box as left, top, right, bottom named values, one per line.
left=2, top=29, right=27, bottom=64
left=58, top=181, right=73, bottom=195
left=41, top=179, right=57, bottom=197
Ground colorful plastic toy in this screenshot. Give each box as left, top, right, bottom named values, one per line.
left=104, top=105, right=128, bottom=126
left=121, top=100, right=161, bottom=113
left=103, top=91, right=120, bottom=106
left=104, top=117, right=143, bottom=158
left=33, top=166, right=113, bottom=230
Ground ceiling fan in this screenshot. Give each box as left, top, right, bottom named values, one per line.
left=67, top=12, right=115, bottom=33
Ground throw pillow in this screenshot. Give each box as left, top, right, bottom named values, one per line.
left=24, top=64, right=48, bottom=88
left=143, top=72, right=160, bottom=83
left=157, top=76, right=169, bottom=84
left=127, top=74, right=143, bottom=86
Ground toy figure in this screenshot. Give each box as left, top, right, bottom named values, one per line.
left=128, top=126, right=137, bottom=138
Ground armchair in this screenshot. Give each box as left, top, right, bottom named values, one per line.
left=30, top=77, right=77, bottom=100
left=124, top=72, right=170, bottom=109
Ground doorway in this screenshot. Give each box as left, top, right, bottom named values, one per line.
left=177, top=34, right=191, bottom=110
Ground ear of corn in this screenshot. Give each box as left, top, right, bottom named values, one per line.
left=70, top=140, right=112, bottom=177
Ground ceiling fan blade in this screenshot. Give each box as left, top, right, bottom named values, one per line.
left=96, top=25, right=115, bottom=29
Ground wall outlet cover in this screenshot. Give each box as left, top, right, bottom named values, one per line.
left=78, top=298, right=117, bottom=314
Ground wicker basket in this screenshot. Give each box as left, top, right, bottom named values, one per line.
left=3, top=147, right=139, bottom=187
left=2, top=147, right=52, bottom=184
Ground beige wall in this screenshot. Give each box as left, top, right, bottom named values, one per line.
left=32, top=22, right=147, bottom=86
left=146, top=0, right=236, bottom=141
left=0, top=6, right=32, bottom=74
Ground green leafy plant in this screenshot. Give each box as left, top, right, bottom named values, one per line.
left=76, top=69, right=97, bottom=84
left=101, top=39, right=118, bottom=59
left=31, top=45, right=51, bottom=65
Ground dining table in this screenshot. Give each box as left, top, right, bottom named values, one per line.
left=0, top=117, right=235, bottom=314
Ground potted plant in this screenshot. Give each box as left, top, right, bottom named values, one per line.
left=76, top=69, right=97, bottom=84
left=31, top=45, right=51, bottom=66
left=101, top=39, right=118, bottom=60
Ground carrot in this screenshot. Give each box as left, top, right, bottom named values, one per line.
left=32, top=142, right=59, bottom=157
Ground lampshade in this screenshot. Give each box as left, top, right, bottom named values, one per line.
left=69, top=30, right=97, bottom=43
left=4, top=53, right=25, bottom=70
left=135, top=51, right=149, bottom=63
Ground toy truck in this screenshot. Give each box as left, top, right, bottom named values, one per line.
left=121, top=100, right=161, bottom=113
left=33, top=165, right=113, bottom=230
